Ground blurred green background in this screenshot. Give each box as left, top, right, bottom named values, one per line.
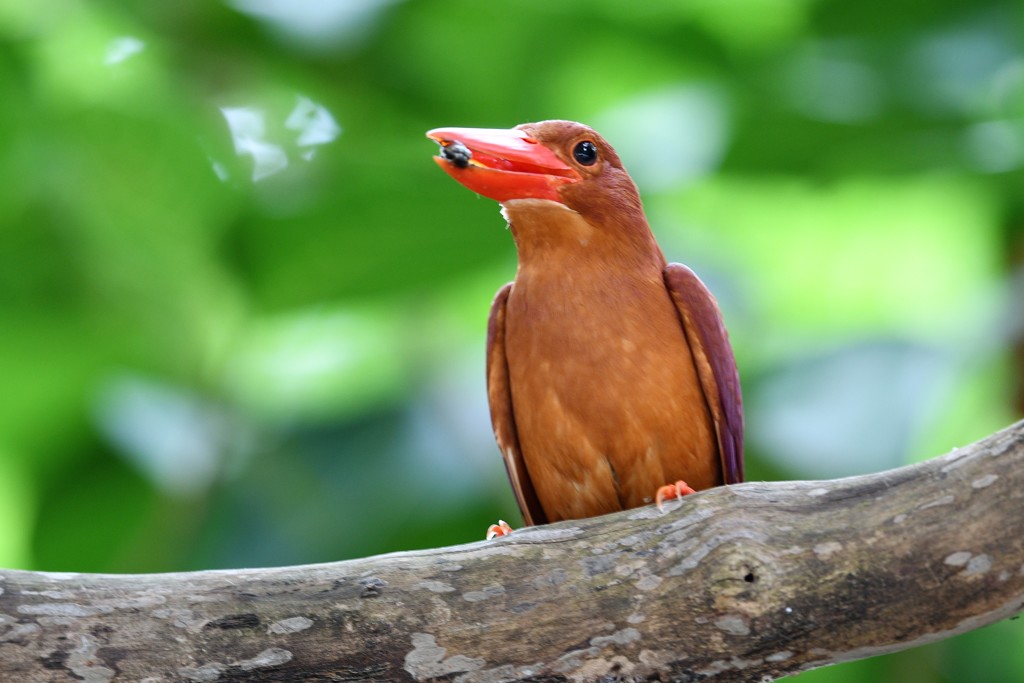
left=1, top=0, right=1022, bottom=680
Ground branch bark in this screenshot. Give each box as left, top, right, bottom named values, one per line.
left=2, top=422, right=1024, bottom=682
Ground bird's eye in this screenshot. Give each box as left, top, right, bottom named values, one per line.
left=572, top=140, right=598, bottom=166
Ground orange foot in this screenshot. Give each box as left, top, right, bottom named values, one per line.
left=655, top=480, right=697, bottom=511
left=486, top=520, right=513, bottom=540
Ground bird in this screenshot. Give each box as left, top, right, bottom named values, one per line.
left=426, top=120, right=743, bottom=536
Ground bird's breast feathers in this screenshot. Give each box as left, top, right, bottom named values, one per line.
left=502, top=271, right=720, bottom=509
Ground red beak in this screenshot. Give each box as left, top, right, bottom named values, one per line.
left=426, top=127, right=580, bottom=203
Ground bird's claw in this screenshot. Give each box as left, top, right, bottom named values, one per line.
left=486, top=520, right=513, bottom=540
left=655, top=480, right=697, bottom=511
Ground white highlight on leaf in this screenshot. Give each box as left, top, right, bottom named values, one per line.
left=104, top=36, right=145, bottom=66
left=221, top=106, right=288, bottom=181
left=285, top=96, right=342, bottom=147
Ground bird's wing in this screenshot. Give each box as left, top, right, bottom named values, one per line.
left=664, top=264, right=744, bottom=484
left=487, top=283, right=548, bottom=525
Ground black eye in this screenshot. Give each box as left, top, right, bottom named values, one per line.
left=573, top=140, right=598, bottom=166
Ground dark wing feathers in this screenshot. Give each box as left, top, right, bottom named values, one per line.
left=664, top=263, right=744, bottom=484
left=486, top=283, right=547, bottom=525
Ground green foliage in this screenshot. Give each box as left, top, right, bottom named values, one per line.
left=1, top=0, right=1021, bottom=679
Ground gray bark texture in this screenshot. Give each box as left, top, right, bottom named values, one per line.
left=2, top=421, right=1023, bottom=683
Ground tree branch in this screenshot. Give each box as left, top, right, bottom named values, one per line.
left=2, top=422, right=1024, bottom=682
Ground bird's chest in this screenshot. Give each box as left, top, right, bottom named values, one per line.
left=503, top=272, right=699, bottom=435
left=500, top=269, right=717, bottom=517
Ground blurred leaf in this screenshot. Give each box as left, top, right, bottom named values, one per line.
left=670, top=174, right=1000, bottom=345
left=33, top=455, right=156, bottom=573
left=0, top=453, right=33, bottom=568
left=750, top=340, right=953, bottom=477
left=222, top=304, right=410, bottom=421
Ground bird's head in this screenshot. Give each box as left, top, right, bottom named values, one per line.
left=427, top=120, right=644, bottom=231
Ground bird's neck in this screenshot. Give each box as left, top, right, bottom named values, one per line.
left=501, top=199, right=665, bottom=278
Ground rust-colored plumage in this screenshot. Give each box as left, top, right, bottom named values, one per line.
left=428, top=120, right=743, bottom=526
